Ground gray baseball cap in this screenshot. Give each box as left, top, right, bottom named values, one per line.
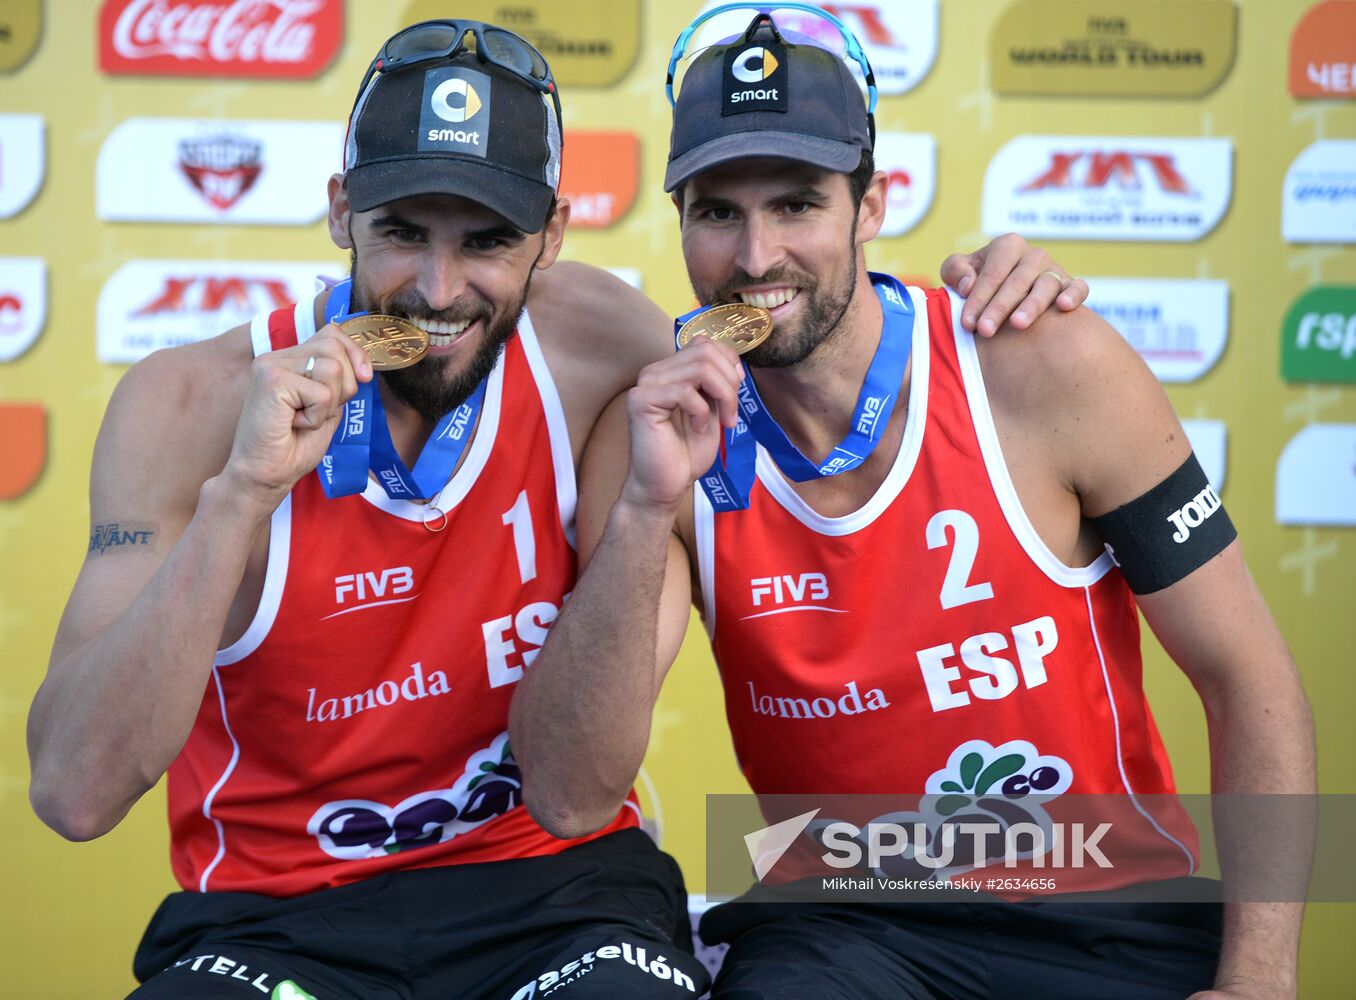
left=664, top=30, right=871, bottom=192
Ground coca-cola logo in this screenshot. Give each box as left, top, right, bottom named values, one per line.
left=99, top=0, right=342, bottom=79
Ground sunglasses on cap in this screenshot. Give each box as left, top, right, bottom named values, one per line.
left=666, top=2, right=878, bottom=132
left=350, top=19, right=564, bottom=134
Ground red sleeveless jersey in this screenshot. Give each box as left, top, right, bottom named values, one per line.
left=167, top=294, right=637, bottom=896
left=699, top=287, right=1197, bottom=890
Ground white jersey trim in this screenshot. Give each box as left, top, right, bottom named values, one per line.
left=950, top=289, right=1114, bottom=588
left=1084, top=587, right=1197, bottom=875
left=249, top=311, right=272, bottom=357
left=198, top=665, right=242, bottom=891
left=755, top=285, right=931, bottom=536
left=215, top=493, right=292, bottom=665
left=694, top=488, right=716, bottom=638
left=517, top=308, right=578, bottom=550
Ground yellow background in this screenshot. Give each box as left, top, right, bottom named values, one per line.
left=1, top=1, right=1352, bottom=996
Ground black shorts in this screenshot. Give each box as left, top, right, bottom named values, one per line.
left=131, top=829, right=710, bottom=1000
left=700, top=878, right=1223, bottom=1000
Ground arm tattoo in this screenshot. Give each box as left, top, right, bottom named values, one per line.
left=88, top=521, right=158, bottom=557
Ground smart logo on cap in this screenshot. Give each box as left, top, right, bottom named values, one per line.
left=723, top=40, right=788, bottom=115
left=419, top=67, right=491, bottom=157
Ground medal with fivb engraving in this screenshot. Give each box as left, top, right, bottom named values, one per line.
left=677, top=303, right=773, bottom=355
left=339, top=315, right=429, bottom=370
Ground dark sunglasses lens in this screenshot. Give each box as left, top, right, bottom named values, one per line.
left=483, top=28, right=547, bottom=79
left=386, top=24, right=465, bottom=62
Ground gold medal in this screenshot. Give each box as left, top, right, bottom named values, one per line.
left=676, top=303, right=773, bottom=355
left=338, top=314, right=429, bottom=371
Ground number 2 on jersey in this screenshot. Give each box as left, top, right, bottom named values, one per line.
left=926, top=509, right=994, bottom=610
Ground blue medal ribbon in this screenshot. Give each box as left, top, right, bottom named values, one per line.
left=316, top=279, right=488, bottom=500
left=676, top=272, right=914, bottom=513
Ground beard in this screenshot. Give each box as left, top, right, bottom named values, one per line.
left=348, top=253, right=533, bottom=422
left=696, top=224, right=859, bottom=369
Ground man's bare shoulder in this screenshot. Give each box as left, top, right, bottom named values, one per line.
left=528, top=261, right=672, bottom=373
left=94, top=325, right=254, bottom=510
left=974, top=305, right=1146, bottom=420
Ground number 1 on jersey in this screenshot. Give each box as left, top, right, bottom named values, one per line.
left=926, top=509, right=994, bottom=610
left=502, top=490, right=538, bottom=585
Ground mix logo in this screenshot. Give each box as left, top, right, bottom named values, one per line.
left=1085, top=277, right=1228, bottom=382
left=0, top=0, right=40, bottom=73
left=0, top=114, right=44, bottom=218
left=0, top=257, right=46, bottom=362
left=1282, top=141, right=1356, bottom=244
left=97, top=117, right=340, bottom=224
left=99, top=0, right=344, bottom=79
left=406, top=0, right=641, bottom=87
left=697, top=0, right=938, bottom=95
left=875, top=132, right=936, bottom=237
left=1276, top=423, right=1356, bottom=527
left=1289, top=0, right=1356, bottom=98
left=418, top=67, right=491, bottom=156
left=96, top=260, right=341, bottom=363
left=990, top=0, right=1237, bottom=99
left=0, top=402, right=46, bottom=500
left=430, top=77, right=482, bottom=122
left=982, top=136, right=1232, bottom=241
left=559, top=131, right=639, bottom=228
left=1282, top=285, right=1356, bottom=383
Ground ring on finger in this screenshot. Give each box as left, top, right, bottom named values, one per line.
left=1040, top=269, right=1068, bottom=290
left=303, top=356, right=317, bottom=379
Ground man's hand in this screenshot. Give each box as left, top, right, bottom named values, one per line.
left=223, top=324, right=373, bottom=510
left=941, top=232, right=1089, bottom=336
left=621, top=336, right=743, bottom=516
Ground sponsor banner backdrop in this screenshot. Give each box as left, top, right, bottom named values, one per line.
left=695, top=0, right=939, bottom=96
left=1289, top=0, right=1356, bottom=99
left=1276, top=424, right=1356, bottom=526
left=558, top=131, right=640, bottom=229
left=98, top=0, right=343, bottom=79
left=1086, top=277, right=1229, bottom=383
left=0, top=113, right=45, bottom=218
left=97, top=260, right=342, bottom=363
left=1181, top=419, right=1227, bottom=492
left=982, top=135, right=1233, bottom=242
left=0, top=402, right=46, bottom=500
left=990, top=0, right=1237, bottom=99
left=1281, top=286, right=1356, bottom=384
left=0, top=257, right=47, bottom=363
left=406, top=0, right=640, bottom=87
left=0, top=0, right=41, bottom=73
left=96, top=118, right=343, bottom=224
left=1282, top=140, right=1356, bottom=244
left=875, top=133, right=937, bottom=238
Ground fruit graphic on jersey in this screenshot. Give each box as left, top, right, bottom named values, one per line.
left=306, top=732, right=524, bottom=859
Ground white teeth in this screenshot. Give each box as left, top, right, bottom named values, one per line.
left=738, top=288, right=799, bottom=309
left=414, top=317, right=472, bottom=343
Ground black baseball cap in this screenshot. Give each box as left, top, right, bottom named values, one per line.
left=343, top=50, right=561, bottom=232
left=665, top=27, right=871, bottom=192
